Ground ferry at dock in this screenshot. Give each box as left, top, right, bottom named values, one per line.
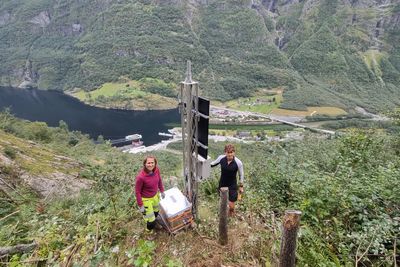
left=110, top=134, right=143, bottom=147
left=158, top=132, right=174, bottom=138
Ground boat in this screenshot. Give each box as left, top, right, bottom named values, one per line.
left=126, top=134, right=142, bottom=140
left=158, top=132, right=174, bottom=138
left=131, top=139, right=144, bottom=147
left=110, top=134, right=143, bottom=147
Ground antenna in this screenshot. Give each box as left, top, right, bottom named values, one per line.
left=185, top=60, right=192, bottom=83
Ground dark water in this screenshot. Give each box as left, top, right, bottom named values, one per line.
left=0, top=86, right=180, bottom=146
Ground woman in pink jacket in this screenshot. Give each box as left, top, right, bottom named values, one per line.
left=135, top=155, right=165, bottom=232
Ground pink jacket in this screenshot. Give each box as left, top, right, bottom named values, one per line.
left=135, top=167, right=164, bottom=207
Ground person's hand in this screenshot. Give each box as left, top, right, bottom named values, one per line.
left=139, top=206, right=145, bottom=214
left=239, top=184, right=244, bottom=193
left=161, top=192, right=166, bottom=199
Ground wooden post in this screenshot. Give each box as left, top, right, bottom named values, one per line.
left=219, top=187, right=228, bottom=245
left=279, top=210, right=302, bottom=267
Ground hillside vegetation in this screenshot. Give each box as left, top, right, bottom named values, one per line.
left=1, top=0, right=400, bottom=112
left=70, top=78, right=178, bottom=110
left=0, top=111, right=399, bottom=266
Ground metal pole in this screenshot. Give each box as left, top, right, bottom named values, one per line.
left=179, top=82, right=188, bottom=196
left=192, top=81, right=199, bottom=218
left=180, top=60, right=200, bottom=219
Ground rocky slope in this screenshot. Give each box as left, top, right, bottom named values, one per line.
left=0, top=130, right=93, bottom=200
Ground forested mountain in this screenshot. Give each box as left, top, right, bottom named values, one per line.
left=1, top=0, right=400, bottom=111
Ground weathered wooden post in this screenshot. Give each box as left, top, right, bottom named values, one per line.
left=219, top=187, right=229, bottom=245
left=279, top=210, right=302, bottom=267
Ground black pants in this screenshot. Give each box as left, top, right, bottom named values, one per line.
left=218, top=185, right=238, bottom=202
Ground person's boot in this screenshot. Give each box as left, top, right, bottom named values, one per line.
left=144, top=229, right=155, bottom=240
left=145, top=221, right=156, bottom=239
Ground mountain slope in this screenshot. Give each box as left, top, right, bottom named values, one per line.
left=0, top=0, right=399, bottom=112
left=1, top=112, right=399, bottom=266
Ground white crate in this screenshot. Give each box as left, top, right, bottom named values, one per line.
left=158, top=187, right=193, bottom=233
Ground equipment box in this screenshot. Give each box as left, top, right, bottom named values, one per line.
left=158, top=187, right=193, bottom=233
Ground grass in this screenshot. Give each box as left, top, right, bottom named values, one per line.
left=72, top=80, right=348, bottom=115
left=362, top=50, right=386, bottom=75
left=356, top=7, right=378, bottom=20
left=209, top=123, right=295, bottom=138
left=272, top=106, right=347, bottom=116
left=209, top=128, right=288, bottom=137
left=346, top=27, right=370, bottom=43
left=224, top=95, right=281, bottom=113
left=209, top=124, right=294, bottom=131
left=71, top=80, right=143, bottom=100
left=209, top=129, right=237, bottom=136
left=1, top=114, right=398, bottom=266
left=69, top=79, right=178, bottom=110
left=213, top=88, right=347, bottom=117
left=0, top=131, right=80, bottom=175
left=132, top=94, right=178, bottom=110
left=213, top=88, right=283, bottom=114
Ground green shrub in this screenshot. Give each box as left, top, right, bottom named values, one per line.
left=4, top=146, right=17, bottom=159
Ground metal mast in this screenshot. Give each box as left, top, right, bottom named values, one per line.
left=179, top=60, right=200, bottom=219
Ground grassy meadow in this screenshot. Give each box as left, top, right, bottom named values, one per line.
left=70, top=78, right=178, bottom=110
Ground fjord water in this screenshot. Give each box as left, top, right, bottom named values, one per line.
left=0, top=86, right=180, bottom=145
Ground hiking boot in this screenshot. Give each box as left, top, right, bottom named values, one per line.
left=144, top=229, right=156, bottom=240
left=146, top=233, right=156, bottom=240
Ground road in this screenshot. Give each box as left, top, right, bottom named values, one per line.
left=124, top=106, right=337, bottom=154
left=210, top=106, right=336, bottom=135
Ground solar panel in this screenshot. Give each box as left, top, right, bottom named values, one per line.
left=192, top=96, right=209, bottom=159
